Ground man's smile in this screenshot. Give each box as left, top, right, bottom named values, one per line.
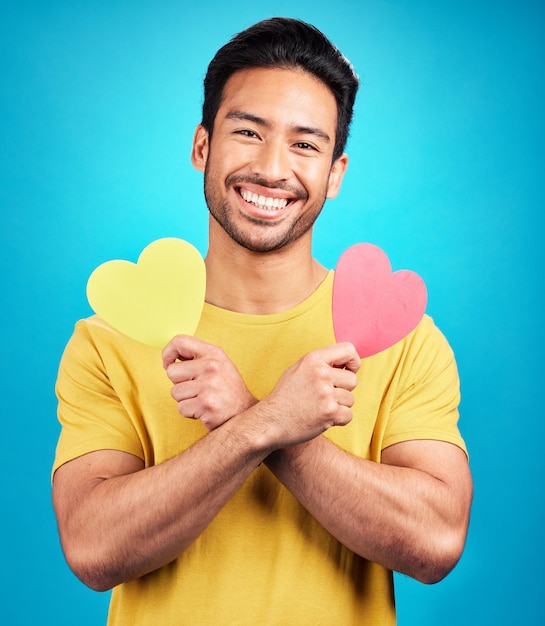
left=238, top=188, right=289, bottom=211
left=232, top=179, right=304, bottom=219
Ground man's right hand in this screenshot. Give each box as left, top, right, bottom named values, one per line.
left=163, top=335, right=257, bottom=431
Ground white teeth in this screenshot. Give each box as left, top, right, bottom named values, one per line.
left=240, top=189, right=288, bottom=210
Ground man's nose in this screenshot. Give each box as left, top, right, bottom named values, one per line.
left=251, top=139, right=292, bottom=182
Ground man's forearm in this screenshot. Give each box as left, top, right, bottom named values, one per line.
left=53, top=410, right=271, bottom=592
left=265, top=436, right=472, bottom=583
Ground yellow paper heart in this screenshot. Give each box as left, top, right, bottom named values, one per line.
left=86, top=238, right=206, bottom=348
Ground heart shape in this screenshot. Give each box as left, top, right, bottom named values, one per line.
left=332, top=243, right=427, bottom=358
left=86, top=238, right=206, bottom=348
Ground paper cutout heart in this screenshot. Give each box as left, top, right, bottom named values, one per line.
left=332, top=243, right=427, bottom=358
left=86, top=238, right=206, bottom=348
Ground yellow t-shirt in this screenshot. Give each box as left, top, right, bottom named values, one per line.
left=53, top=271, right=466, bottom=625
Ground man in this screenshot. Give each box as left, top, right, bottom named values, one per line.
left=53, top=17, right=472, bottom=625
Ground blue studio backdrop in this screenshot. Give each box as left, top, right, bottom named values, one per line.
left=1, top=1, right=543, bottom=624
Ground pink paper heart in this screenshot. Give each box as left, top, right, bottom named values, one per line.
left=332, top=243, right=427, bottom=358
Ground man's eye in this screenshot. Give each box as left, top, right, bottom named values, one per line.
left=237, top=129, right=258, bottom=138
left=294, top=142, right=316, bottom=151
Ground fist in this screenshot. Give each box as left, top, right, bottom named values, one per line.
left=258, top=342, right=361, bottom=448
left=162, top=335, right=257, bottom=430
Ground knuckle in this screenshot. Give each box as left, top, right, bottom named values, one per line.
left=301, top=352, right=320, bottom=367
left=208, top=344, right=225, bottom=358
left=171, top=334, right=188, bottom=348
left=200, top=394, right=217, bottom=413
left=211, top=359, right=224, bottom=374
left=326, top=398, right=339, bottom=415
left=314, top=364, right=330, bottom=384
left=203, top=358, right=222, bottom=375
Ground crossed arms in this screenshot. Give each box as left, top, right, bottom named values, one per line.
left=52, top=335, right=472, bottom=592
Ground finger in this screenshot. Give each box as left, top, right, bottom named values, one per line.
left=333, top=342, right=361, bottom=373
left=165, top=358, right=210, bottom=384
left=334, top=387, right=355, bottom=409
left=174, top=398, right=223, bottom=431
left=162, top=335, right=215, bottom=369
left=170, top=379, right=200, bottom=403
left=175, top=398, right=200, bottom=420
left=334, top=404, right=353, bottom=427
left=162, top=334, right=193, bottom=368
left=331, top=367, right=359, bottom=392
left=316, top=343, right=361, bottom=373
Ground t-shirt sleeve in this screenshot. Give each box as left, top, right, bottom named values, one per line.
left=380, top=316, right=467, bottom=456
left=52, top=319, right=145, bottom=477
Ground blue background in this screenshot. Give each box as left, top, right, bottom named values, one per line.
left=1, top=0, right=543, bottom=624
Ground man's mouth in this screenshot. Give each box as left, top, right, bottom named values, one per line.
left=239, top=188, right=290, bottom=211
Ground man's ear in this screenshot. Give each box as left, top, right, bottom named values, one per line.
left=191, top=124, right=209, bottom=172
left=326, top=153, right=349, bottom=199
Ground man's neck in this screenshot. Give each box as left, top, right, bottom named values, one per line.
left=204, top=228, right=328, bottom=315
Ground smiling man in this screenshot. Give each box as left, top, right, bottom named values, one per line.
left=198, top=67, right=346, bottom=257
left=52, top=18, right=472, bottom=626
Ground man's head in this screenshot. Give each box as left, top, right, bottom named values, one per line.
left=201, top=17, right=359, bottom=162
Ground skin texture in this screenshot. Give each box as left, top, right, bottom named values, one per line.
left=53, top=67, right=472, bottom=593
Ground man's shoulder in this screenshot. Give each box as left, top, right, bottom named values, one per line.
left=66, top=315, right=159, bottom=359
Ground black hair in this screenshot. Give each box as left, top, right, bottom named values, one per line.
left=201, top=17, right=359, bottom=161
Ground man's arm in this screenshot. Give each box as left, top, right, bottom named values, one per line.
left=52, top=337, right=360, bottom=591
left=265, top=437, right=472, bottom=584
left=164, top=335, right=472, bottom=583
left=53, top=417, right=266, bottom=592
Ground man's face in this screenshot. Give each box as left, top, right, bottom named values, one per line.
left=192, top=67, right=348, bottom=254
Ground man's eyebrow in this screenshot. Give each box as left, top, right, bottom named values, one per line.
left=291, top=125, right=331, bottom=143
left=225, top=110, right=270, bottom=127
left=225, top=110, right=331, bottom=143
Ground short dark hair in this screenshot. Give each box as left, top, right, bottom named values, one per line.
left=201, top=17, right=359, bottom=162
